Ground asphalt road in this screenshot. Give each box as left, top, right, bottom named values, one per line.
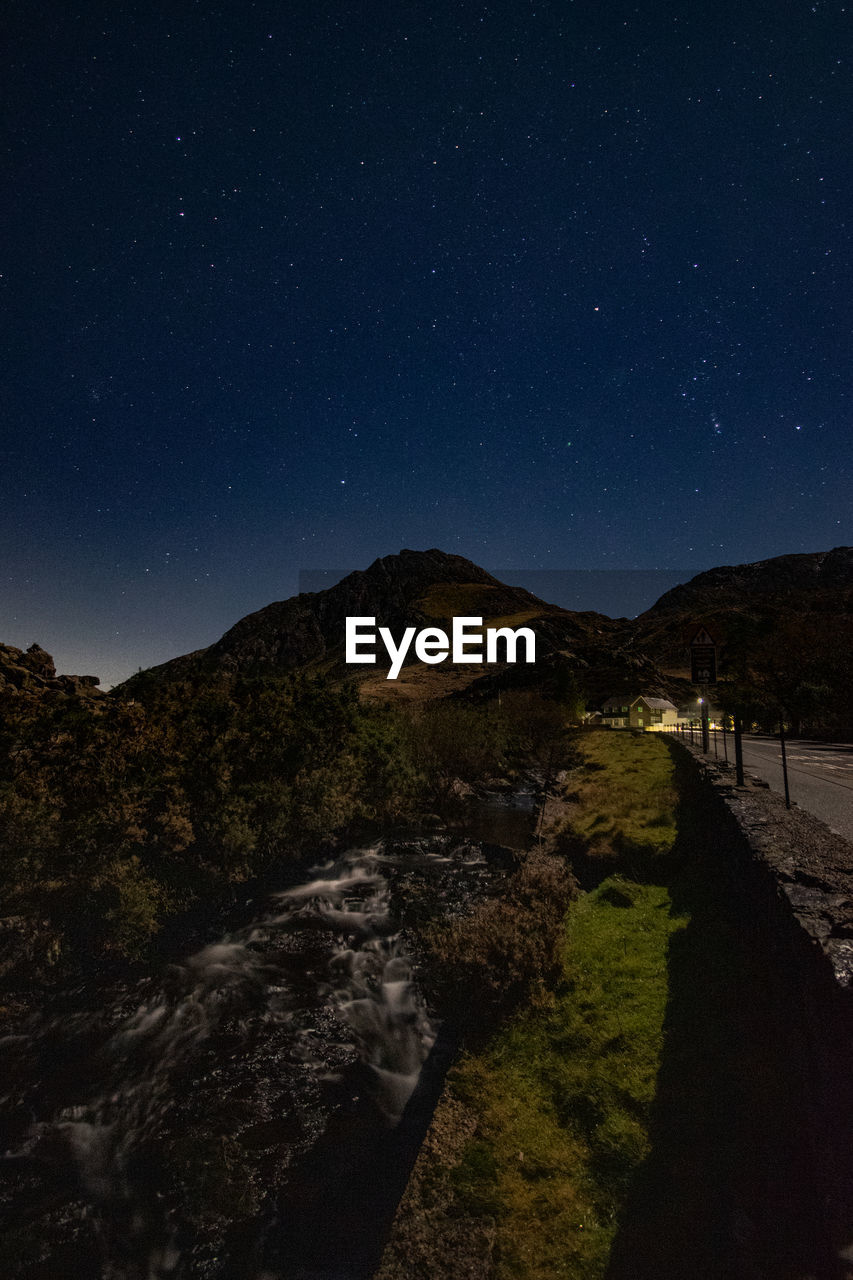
left=697, top=732, right=853, bottom=844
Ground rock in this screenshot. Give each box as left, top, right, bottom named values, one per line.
left=480, top=842, right=520, bottom=870
left=0, top=643, right=103, bottom=701
left=24, top=644, right=56, bottom=678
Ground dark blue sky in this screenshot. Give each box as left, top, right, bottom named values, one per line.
left=2, top=0, right=850, bottom=685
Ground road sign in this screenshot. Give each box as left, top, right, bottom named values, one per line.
left=690, top=626, right=717, bottom=684
left=691, top=649, right=717, bottom=683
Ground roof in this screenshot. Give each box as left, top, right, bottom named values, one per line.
left=602, top=695, right=677, bottom=711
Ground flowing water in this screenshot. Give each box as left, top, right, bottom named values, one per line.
left=0, top=829, right=524, bottom=1278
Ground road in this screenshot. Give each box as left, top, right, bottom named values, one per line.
left=691, top=731, right=853, bottom=844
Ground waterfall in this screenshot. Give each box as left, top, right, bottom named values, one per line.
left=273, top=847, right=438, bottom=1121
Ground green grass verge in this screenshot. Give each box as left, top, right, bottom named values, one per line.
left=567, top=730, right=678, bottom=861
left=440, top=732, right=684, bottom=1279
left=380, top=730, right=825, bottom=1280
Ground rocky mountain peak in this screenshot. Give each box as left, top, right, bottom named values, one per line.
left=137, top=547, right=582, bottom=686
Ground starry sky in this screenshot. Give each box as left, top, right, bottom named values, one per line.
left=2, top=0, right=851, bottom=685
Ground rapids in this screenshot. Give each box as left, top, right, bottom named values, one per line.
left=0, top=832, right=523, bottom=1278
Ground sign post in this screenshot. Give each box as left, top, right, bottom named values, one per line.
left=690, top=628, right=718, bottom=685
left=690, top=628, right=717, bottom=754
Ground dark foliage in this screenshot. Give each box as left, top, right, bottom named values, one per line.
left=423, top=848, right=578, bottom=1028
left=0, top=674, right=569, bottom=974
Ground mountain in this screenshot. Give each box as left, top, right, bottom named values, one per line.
left=8, top=546, right=852, bottom=721
left=645, top=546, right=853, bottom=617
left=135, top=549, right=627, bottom=699
left=626, top=546, right=853, bottom=677
left=119, top=544, right=853, bottom=720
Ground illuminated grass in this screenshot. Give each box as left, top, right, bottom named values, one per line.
left=416, top=583, right=543, bottom=632
left=563, top=732, right=678, bottom=867
left=416, top=583, right=507, bottom=617
left=440, top=734, right=683, bottom=1279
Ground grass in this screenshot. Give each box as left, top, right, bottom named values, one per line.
left=381, top=730, right=829, bottom=1280
left=565, top=731, right=678, bottom=863
left=415, top=583, right=508, bottom=618
left=415, top=732, right=684, bottom=1279
left=447, top=878, right=685, bottom=1278
left=416, top=583, right=543, bottom=632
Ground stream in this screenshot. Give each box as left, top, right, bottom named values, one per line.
left=0, top=795, right=535, bottom=1279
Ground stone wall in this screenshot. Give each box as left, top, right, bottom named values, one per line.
left=672, top=738, right=853, bottom=1271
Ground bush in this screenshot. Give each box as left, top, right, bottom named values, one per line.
left=424, top=849, right=577, bottom=1026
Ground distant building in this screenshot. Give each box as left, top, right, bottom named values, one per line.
left=677, top=702, right=725, bottom=728
left=602, top=695, right=678, bottom=731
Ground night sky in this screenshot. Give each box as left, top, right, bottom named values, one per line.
left=3, top=1, right=851, bottom=685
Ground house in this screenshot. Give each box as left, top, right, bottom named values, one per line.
left=602, top=697, right=631, bottom=728
left=602, top=695, right=678, bottom=731
left=631, top=696, right=678, bottom=731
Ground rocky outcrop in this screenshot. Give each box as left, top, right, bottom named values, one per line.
left=0, top=643, right=102, bottom=699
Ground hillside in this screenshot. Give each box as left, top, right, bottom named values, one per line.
left=131, top=549, right=647, bottom=701
left=625, top=546, right=853, bottom=679
left=122, top=546, right=853, bottom=713
left=9, top=546, right=852, bottom=718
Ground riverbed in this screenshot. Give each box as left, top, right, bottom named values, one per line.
left=0, top=795, right=536, bottom=1279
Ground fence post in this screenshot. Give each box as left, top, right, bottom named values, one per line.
left=779, top=719, right=791, bottom=809
left=734, top=714, right=744, bottom=785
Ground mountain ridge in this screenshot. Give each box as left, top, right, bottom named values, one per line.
left=7, top=545, right=852, bottom=711
left=138, top=548, right=622, bottom=697
left=626, top=545, right=853, bottom=676
left=0, top=642, right=103, bottom=699
left=641, top=545, right=853, bottom=617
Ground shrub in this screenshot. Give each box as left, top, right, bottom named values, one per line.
left=424, top=849, right=577, bottom=1026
